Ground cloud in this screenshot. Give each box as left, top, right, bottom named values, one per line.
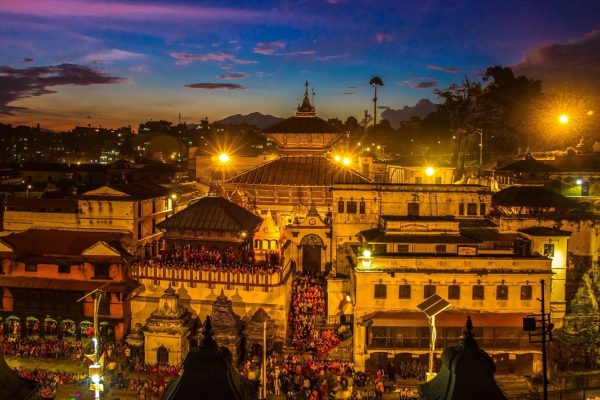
left=82, top=49, right=145, bottom=64
left=428, top=65, right=459, bottom=73
left=184, top=83, right=246, bottom=90
left=0, top=63, right=125, bottom=114
left=375, top=33, right=394, bottom=43
left=315, top=54, right=348, bottom=61
left=1, top=0, right=267, bottom=22
left=282, top=50, right=316, bottom=56
left=21, top=58, right=34, bottom=64
left=401, top=79, right=438, bottom=89
left=343, top=91, right=356, bottom=95
left=253, top=41, right=287, bottom=55
left=129, top=65, right=150, bottom=74
left=216, top=72, right=249, bottom=80
left=170, top=52, right=257, bottom=65
left=381, top=99, right=438, bottom=128
left=513, top=30, right=600, bottom=88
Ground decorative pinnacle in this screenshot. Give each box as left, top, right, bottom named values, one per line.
left=201, top=316, right=217, bottom=348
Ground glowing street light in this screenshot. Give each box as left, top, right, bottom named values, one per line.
left=576, top=179, right=583, bottom=185
left=587, top=110, right=594, bottom=116
left=218, top=153, right=230, bottom=163
left=342, top=157, right=351, bottom=166
left=334, top=155, right=342, bottom=162
left=558, top=114, right=569, bottom=125
left=425, top=167, right=435, bottom=177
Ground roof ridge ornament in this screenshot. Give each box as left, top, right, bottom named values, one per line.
left=296, top=81, right=316, bottom=116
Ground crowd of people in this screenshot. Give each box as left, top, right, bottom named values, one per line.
left=15, top=368, right=86, bottom=399
left=1, top=337, right=83, bottom=360
left=288, top=273, right=341, bottom=356
left=133, top=244, right=282, bottom=274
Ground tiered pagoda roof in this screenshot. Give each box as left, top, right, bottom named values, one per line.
left=227, top=155, right=371, bottom=186
left=157, top=195, right=262, bottom=233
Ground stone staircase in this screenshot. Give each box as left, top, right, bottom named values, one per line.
left=323, top=337, right=353, bottom=361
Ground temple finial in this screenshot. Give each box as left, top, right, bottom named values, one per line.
left=200, top=316, right=218, bottom=348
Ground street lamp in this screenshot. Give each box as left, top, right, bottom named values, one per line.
left=417, top=293, right=451, bottom=381
left=475, top=129, right=483, bottom=166
left=218, top=153, right=230, bottom=181
left=342, top=157, right=351, bottom=166
left=425, top=167, right=435, bottom=177
left=558, top=114, right=569, bottom=125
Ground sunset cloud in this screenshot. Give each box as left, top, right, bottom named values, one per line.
left=427, top=65, right=459, bottom=73
left=184, top=83, right=246, bottom=90
left=253, top=41, right=287, bottom=55
left=216, top=72, right=249, bottom=79
left=82, top=49, right=145, bottom=64
left=170, top=52, right=257, bottom=65
left=513, top=29, right=600, bottom=88
left=0, top=63, right=125, bottom=114
left=401, top=79, right=438, bottom=89
left=375, top=33, right=394, bottom=43
left=21, top=58, right=34, bottom=64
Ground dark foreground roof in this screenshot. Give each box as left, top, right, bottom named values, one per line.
left=519, top=227, right=571, bottom=237
left=492, top=186, right=577, bottom=209
left=497, top=156, right=555, bottom=173
left=81, top=182, right=170, bottom=200
left=0, top=346, right=40, bottom=399
left=162, top=317, right=258, bottom=400
left=157, top=195, right=262, bottom=232
left=227, top=155, right=371, bottom=186
left=261, top=115, right=346, bottom=134
left=419, top=317, right=508, bottom=400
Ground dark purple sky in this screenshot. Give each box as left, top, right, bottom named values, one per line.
left=1, top=0, right=599, bottom=130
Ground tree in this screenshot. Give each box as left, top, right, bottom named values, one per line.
left=434, top=77, right=482, bottom=173
left=369, top=76, right=384, bottom=126
left=478, top=66, right=542, bottom=156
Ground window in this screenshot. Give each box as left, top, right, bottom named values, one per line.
left=398, top=285, right=411, bottom=299
left=58, top=265, right=71, bottom=274
left=435, top=177, right=442, bottom=184
left=397, top=244, right=409, bottom=253
left=152, top=218, right=156, bottom=234
left=137, top=221, right=143, bottom=239
left=480, top=203, right=487, bottom=216
left=467, top=203, right=478, bottom=216
left=424, top=285, right=436, bottom=298
left=407, top=202, right=420, bottom=217
left=496, top=285, right=509, bottom=300
left=338, top=200, right=344, bottom=213
left=99, top=293, right=110, bottom=315
left=543, top=244, right=555, bottom=258
left=521, top=285, right=533, bottom=300
left=415, top=177, right=422, bottom=184
left=459, top=203, right=465, bottom=215
left=374, top=284, right=387, bottom=299
left=347, top=201, right=357, bottom=214
left=448, top=285, right=461, bottom=300
left=435, top=244, right=447, bottom=254
left=359, top=201, right=366, bottom=214
left=94, top=263, right=110, bottom=279
left=25, top=264, right=37, bottom=272
left=472, top=285, right=485, bottom=300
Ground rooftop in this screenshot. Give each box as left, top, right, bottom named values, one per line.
left=360, top=228, right=481, bottom=244
left=227, top=155, right=371, bottom=186
left=157, top=195, right=262, bottom=233
left=492, top=186, right=578, bottom=209
left=518, top=226, right=572, bottom=237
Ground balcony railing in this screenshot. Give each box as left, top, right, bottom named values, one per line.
left=368, top=337, right=536, bottom=350
left=130, top=260, right=294, bottom=289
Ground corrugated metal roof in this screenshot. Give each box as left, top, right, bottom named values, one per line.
left=262, top=115, right=347, bottom=134
left=0, top=229, right=130, bottom=259
left=227, top=156, right=371, bottom=186
left=157, top=195, right=262, bottom=232
left=81, top=182, right=170, bottom=200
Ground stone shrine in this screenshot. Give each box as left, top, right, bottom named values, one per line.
left=208, top=290, right=243, bottom=365
left=144, top=286, right=194, bottom=365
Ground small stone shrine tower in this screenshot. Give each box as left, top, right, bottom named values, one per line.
left=242, top=308, right=277, bottom=359
left=144, top=286, right=194, bottom=365
left=208, top=290, right=243, bottom=365
left=419, top=316, right=508, bottom=400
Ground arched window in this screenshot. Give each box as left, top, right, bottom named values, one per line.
left=157, top=345, right=169, bottom=364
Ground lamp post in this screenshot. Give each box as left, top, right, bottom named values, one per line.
left=475, top=129, right=483, bottom=167
left=417, top=294, right=451, bottom=381
left=77, top=282, right=111, bottom=400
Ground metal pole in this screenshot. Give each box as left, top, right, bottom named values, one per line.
left=479, top=129, right=483, bottom=166
left=429, top=314, right=436, bottom=376
left=373, top=85, right=378, bottom=127
left=541, top=279, right=548, bottom=400
left=262, top=319, right=267, bottom=400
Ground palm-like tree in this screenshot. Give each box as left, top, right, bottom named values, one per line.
left=369, top=76, right=384, bottom=126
